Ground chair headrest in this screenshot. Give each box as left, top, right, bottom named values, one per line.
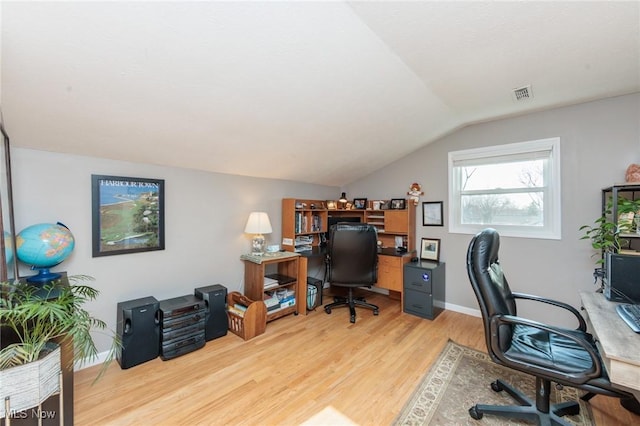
left=472, top=228, right=500, bottom=266
left=332, top=223, right=374, bottom=233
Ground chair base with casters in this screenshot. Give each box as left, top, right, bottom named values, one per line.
left=469, top=377, right=583, bottom=426
left=324, top=287, right=379, bottom=323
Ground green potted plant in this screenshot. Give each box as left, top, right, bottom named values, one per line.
left=0, top=275, right=119, bottom=417
left=580, top=197, right=640, bottom=265
left=0, top=275, right=118, bottom=368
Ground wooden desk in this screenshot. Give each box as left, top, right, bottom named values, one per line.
left=580, top=291, right=640, bottom=398
left=297, top=247, right=413, bottom=310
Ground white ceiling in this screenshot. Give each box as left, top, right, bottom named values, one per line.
left=1, top=1, right=638, bottom=186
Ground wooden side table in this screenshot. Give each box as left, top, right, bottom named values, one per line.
left=241, top=252, right=302, bottom=322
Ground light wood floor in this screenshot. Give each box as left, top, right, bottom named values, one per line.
left=75, top=291, right=637, bottom=425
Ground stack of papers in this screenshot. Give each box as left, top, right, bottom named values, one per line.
left=264, top=276, right=279, bottom=289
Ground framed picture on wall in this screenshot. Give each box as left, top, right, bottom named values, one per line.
left=422, top=201, right=443, bottom=226
left=420, top=238, right=440, bottom=262
left=91, top=174, right=165, bottom=257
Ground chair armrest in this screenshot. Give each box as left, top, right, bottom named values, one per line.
left=512, top=292, right=587, bottom=332
left=490, top=314, right=601, bottom=383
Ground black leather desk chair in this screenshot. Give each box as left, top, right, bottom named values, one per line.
left=466, top=228, right=634, bottom=425
left=324, top=223, right=379, bottom=323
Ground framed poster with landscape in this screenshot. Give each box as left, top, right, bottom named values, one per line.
left=91, top=175, right=165, bottom=257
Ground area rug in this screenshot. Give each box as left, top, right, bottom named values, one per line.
left=394, top=340, right=595, bottom=425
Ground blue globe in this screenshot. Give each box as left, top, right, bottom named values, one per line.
left=16, top=222, right=75, bottom=283
left=3, top=231, right=14, bottom=266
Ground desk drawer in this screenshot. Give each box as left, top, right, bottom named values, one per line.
left=404, top=288, right=434, bottom=319
left=377, top=254, right=405, bottom=292
left=403, top=267, right=433, bottom=293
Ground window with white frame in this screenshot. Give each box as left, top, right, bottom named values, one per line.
left=448, top=137, right=561, bottom=239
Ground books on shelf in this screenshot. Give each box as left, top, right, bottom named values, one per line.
left=264, top=288, right=296, bottom=313
left=295, top=212, right=323, bottom=233
left=295, top=212, right=309, bottom=233
left=312, top=214, right=321, bottom=232
left=263, top=296, right=281, bottom=311
left=279, top=296, right=295, bottom=309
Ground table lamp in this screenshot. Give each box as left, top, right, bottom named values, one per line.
left=338, top=192, right=347, bottom=209
left=244, top=212, right=272, bottom=256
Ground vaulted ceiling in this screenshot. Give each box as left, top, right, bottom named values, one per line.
left=1, top=1, right=638, bottom=186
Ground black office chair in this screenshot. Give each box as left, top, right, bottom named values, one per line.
left=324, top=223, right=379, bottom=323
left=466, top=228, right=635, bottom=425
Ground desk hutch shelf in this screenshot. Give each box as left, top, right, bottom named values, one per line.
left=281, top=198, right=329, bottom=253
left=281, top=197, right=415, bottom=303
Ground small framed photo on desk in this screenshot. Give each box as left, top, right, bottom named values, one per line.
left=353, top=198, right=367, bottom=209
left=420, top=238, right=440, bottom=262
left=390, top=198, right=406, bottom=210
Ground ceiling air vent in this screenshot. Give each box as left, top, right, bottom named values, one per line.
left=512, top=85, right=533, bottom=102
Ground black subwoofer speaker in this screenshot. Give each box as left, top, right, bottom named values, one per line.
left=194, top=284, right=228, bottom=340
left=116, top=296, right=160, bottom=369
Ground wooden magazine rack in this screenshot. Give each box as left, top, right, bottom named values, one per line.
left=227, top=291, right=267, bottom=340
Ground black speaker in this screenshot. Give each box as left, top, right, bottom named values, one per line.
left=194, top=284, right=228, bottom=340
left=116, top=296, right=160, bottom=369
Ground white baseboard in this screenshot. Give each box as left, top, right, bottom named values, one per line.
left=443, top=302, right=481, bottom=318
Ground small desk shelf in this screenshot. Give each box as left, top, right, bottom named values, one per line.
left=241, top=252, right=302, bottom=322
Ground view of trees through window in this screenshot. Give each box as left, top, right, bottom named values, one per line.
left=459, top=159, right=545, bottom=227
left=449, top=137, right=560, bottom=239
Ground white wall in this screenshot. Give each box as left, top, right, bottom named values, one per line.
left=10, top=148, right=338, bottom=351
left=7, top=93, right=640, bottom=350
left=346, top=93, right=640, bottom=325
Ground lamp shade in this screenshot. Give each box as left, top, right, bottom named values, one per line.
left=244, top=212, right=272, bottom=234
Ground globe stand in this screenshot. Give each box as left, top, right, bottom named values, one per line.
left=26, top=268, right=62, bottom=285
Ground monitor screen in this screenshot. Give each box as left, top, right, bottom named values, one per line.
left=327, top=215, right=361, bottom=231
left=606, top=252, right=640, bottom=303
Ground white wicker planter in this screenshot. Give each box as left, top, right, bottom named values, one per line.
left=0, top=342, right=61, bottom=419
